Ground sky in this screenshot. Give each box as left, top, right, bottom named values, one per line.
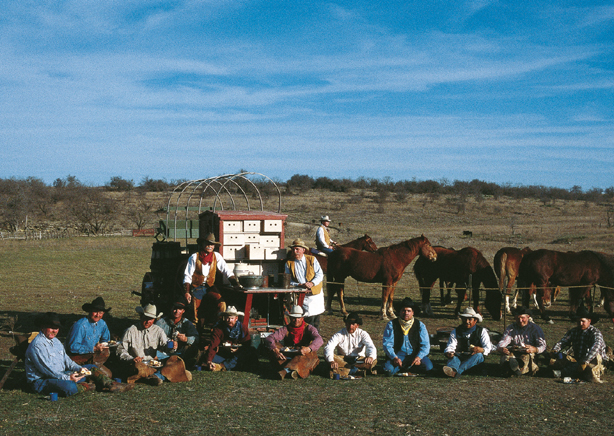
left=1, top=0, right=613, bottom=190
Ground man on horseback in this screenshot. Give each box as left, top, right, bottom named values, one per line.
left=285, top=238, right=325, bottom=330
left=315, top=215, right=336, bottom=255
left=382, top=298, right=433, bottom=376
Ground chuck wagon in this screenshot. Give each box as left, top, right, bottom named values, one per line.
left=136, top=172, right=306, bottom=331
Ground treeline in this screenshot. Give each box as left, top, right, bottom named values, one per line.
left=1, top=174, right=613, bottom=234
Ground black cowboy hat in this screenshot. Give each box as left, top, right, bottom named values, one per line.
left=572, top=306, right=600, bottom=323
left=397, top=297, right=420, bottom=315
left=172, top=298, right=188, bottom=310
left=36, top=312, right=62, bottom=329
left=512, top=306, right=532, bottom=317
left=82, top=296, right=111, bottom=313
left=345, top=312, right=363, bottom=325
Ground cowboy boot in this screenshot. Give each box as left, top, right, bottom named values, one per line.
left=89, top=367, right=131, bottom=393
left=77, top=382, right=97, bottom=393
left=95, top=364, right=113, bottom=379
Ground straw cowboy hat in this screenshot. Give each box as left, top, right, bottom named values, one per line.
left=82, top=296, right=111, bottom=313
left=320, top=215, right=331, bottom=222
left=458, top=307, right=482, bottom=323
left=288, top=305, right=304, bottom=318
left=136, top=304, right=163, bottom=319
left=197, top=233, right=221, bottom=245
left=220, top=306, right=244, bottom=317
left=289, top=238, right=309, bottom=250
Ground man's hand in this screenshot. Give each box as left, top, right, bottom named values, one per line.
left=303, top=281, right=314, bottom=290
left=411, top=356, right=422, bottom=367
left=184, top=292, right=192, bottom=304
left=176, top=333, right=188, bottom=343
left=274, top=349, right=285, bottom=360
left=93, top=343, right=105, bottom=352
left=472, top=346, right=484, bottom=355
left=330, top=361, right=339, bottom=370
left=364, top=357, right=374, bottom=365
left=444, top=351, right=455, bottom=359
left=392, top=357, right=403, bottom=368
left=300, top=346, right=311, bottom=355
left=207, top=362, right=216, bottom=371
left=525, top=345, right=537, bottom=354
left=498, top=346, right=510, bottom=355
left=133, top=356, right=144, bottom=363
left=70, top=373, right=85, bottom=382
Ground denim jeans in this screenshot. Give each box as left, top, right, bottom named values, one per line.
left=383, top=354, right=433, bottom=376
left=446, top=353, right=484, bottom=375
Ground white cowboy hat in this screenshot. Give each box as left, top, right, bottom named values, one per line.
left=320, top=215, right=331, bottom=222
left=288, top=305, right=304, bottom=318
left=136, top=304, right=162, bottom=319
left=458, top=307, right=482, bottom=323
left=220, top=306, right=244, bottom=317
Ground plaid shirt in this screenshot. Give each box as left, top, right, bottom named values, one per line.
left=497, top=321, right=547, bottom=354
left=552, top=325, right=608, bottom=363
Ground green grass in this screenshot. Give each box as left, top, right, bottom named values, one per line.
left=2, top=237, right=614, bottom=436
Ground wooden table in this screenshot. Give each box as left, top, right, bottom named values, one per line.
left=234, top=287, right=307, bottom=329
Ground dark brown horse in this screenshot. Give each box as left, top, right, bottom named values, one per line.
left=589, top=251, right=614, bottom=324
left=518, top=249, right=614, bottom=323
left=326, top=235, right=437, bottom=319
left=493, top=247, right=532, bottom=314
left=414, top=246, right=502, bottom=320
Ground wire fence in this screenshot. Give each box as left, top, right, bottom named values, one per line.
left=0, top=229, right=133, bottom=240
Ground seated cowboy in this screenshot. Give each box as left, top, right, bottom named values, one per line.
left=382, top=298, right=433, bottom=376
left=202, top=306, right=258, bottom=372
left=155, top=298, right=199, bottom=367
left=285, top=238, right=325, bottom=331
left=550, top=306, right=609, bottom=383
left=65, top=296, right=113, bottom=376
left=183, top=233, right=241, bottom=326
left=116, top=304, right=191, bottom=386
left=315, top=215, right=336, bottom=254
left=25, top=312, right=132, bottom=397
left=263, top=305, right=323, bottom=380
left=443, top=307, right=493, bottom=378
left=496, top=306, right=547, bottom=377
left=324, top=312, right=377, bottom=378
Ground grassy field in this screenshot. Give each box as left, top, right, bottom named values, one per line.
left=1, top=192, right=614, bottom=435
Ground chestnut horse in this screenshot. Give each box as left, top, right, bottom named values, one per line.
left=326, top=235, right=437, bottom=319
left=414, top=246, right=502, bottom=320
left=493, top=247, right=532, bottom=314
left=518, top=249, right=614, bottom=323
left=313, top=234, right=378, bottom=274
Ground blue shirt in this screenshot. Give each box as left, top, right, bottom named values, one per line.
left=25, top=333, right=82, bottom=384
left=155, top=317, right=199, bottom=347
left=66, top=317, right=111, bottom=354
left=382, top=320, right=430, bottom=360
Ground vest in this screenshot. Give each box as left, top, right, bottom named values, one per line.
left=392, top=318, right=422, bottom=354
left=191, top=252, right=217, bottom=288
left=316, top=225, right=331, bottom=247
left=286, top=255, right=323, bottom=295
left=452, top=325, right=484, bottom=353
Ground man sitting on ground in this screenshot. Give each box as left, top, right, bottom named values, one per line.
left=202, top=306, right=258, bottom=372
left=25, top=312, right=132, bottom=397
left=443, top=307, right=492, bottom=378
left=65, top=296, right=113, bottom=376
left=263, top=305, right=323, bottom=379
left=324, top=312, right=377, bottom=378
left=550, top=306, right=609, bottom=383
left=117, top=304, right=191, bottom=385
left=496, top=306, right=547, bottom=377
left=155, top=298, right=199, bottom=367
left=382, top=298, right=433, bottom=376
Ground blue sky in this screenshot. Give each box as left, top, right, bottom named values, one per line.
left=1, top=0, right=613, bottom=189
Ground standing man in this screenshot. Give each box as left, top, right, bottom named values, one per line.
left=263, top=305, right=323, bottom=380
left=550, top=306, right=609, bottom=383
left=382, top=298, right=433, bottom=376
left=202, top=306, right=257, bottom=372
left=315, top=215, right=336, bottom=254
left=155, top=298, right=199, bottom=367
left=183, top=233, right=241, bottom=326
left=496, top=306, right=547, bottom=377
left=285, top=238, right=325, bottom=330
left=324, top=312, right=378, bottom=378
left=443, top=307, right=492, bottom=378
left=65, top=296, right=112, bottom=375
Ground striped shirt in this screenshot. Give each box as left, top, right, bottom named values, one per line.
left=497, top=321, right=547, bottom=354
left=552, top=325, right=608, bottom=363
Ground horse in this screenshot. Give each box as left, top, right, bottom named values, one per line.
left=589, top=251, right=614, bottom=324
left=517, top=249, right=613, bottom=323
left=326, top=235, right=437, bottom=319
left=414, top=246, right=502, bottom=320
left=493, top=247, right=532, bottom=314
left=414, top=246, right=455, bottom=313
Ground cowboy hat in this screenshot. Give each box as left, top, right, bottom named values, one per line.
left=572, top=306, right=599, bottom=323
left=320, top=215, right=331, bottom=222
left=197, top=233, right=221, bottom=245
left=220, top=306, right=244, bottom=317
left=36, top=312, right=62, bottom=329
left=397, top=297, right=420, bottom=315
left=512, top=306, right=532, bottom=317
left=136, top=304, right=162, bottom=319
left=458, top=307, right=482, bottom=323
left=82, top=296, right=111, bottom=313
left=289, top=238, right=309, bottom=250
left=345, top=312, right=363, bottom=325
left=288, top=305, right=304, bottom=318
left=172, top=299, right=188, bottom=310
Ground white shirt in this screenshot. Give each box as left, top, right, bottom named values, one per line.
left=316, top=226, right=334, bottom=249
left=324, top=327, right=378, bottom=362
left=285, top=256, right=324, bottom=317
left=183, top=251, right=234, bottom=285
left=444, top=326, right=493, bottom=356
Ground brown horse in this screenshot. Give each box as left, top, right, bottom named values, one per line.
left=493, top=247, right=532, bottom=314
left=414, top=246, right=502, bottom=320
left=589, top=252, right=614, bottom=324
left=326, top=235, right=437, bottom=319
left=290, top=234, right=378, bottom=273
left=517, top=249, right=613, bottom=323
